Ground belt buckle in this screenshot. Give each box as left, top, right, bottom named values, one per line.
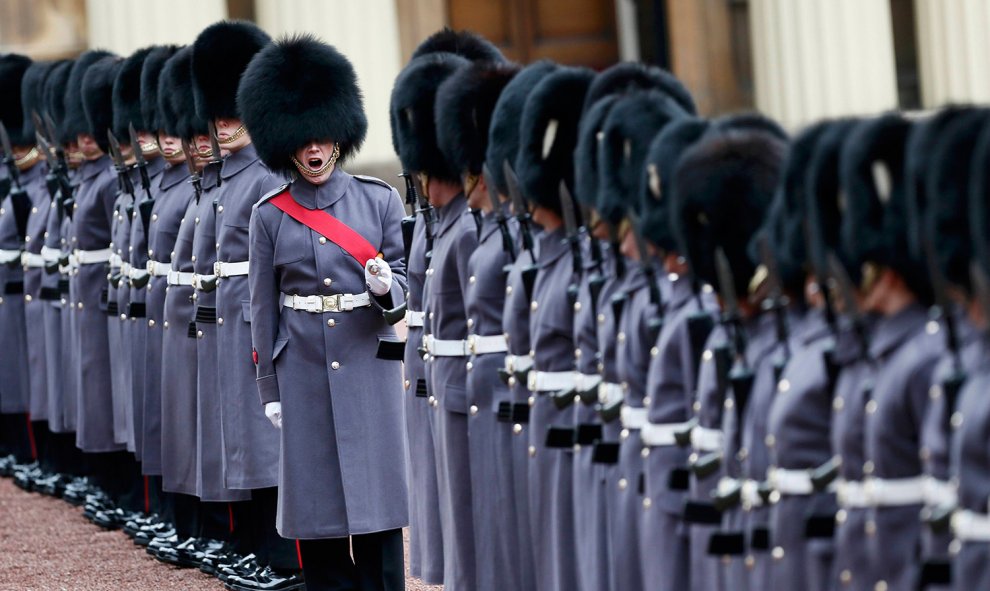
left=213, top=261, right=221, bottom=276
left=468, top=336, right=477, bottom=354
left=321, top=294, right=340, bottom=312
left=146, top=261, right=154, bottom=274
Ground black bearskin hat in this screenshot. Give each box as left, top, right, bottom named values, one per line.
left=112, top=46, right=154, bottom=137
left=140, top=45, right=179, bottom=134
left=925, top=109, right=989, bottom=292
left=515, top=66, right=595, bottom=217
left=597, top=90, right=687, bottom=225
left=20, top=61, right=57, bottom=144
left=43, top=60, right=74, bottom=144
left=573, top=94, right=620, bottom=211
left=411, top=28, right=505, bottom=63
left=239, top=34, right=367, bottom=174
left=191, top=20, right=271, bottom=122
left=81, top=56, right=122, bottom=152
left=583, top=62, right=696, bottom=116
left=485, top=60, right=558, bottom=197
left=839, top=114, right=930, bottom=301
left=640, top=117, right=709, bottom=252
left=969, top=118, right=990, bottom=282
left=0, top=54, right=33, bottom=147
left=160, top=47, right=205, bottom=139
left=435, top=60, right=519, bottom=179
left=390, top=52, right=470, bottom=183
left=672, top=126, right=787, bottom=299
left=64, top=50, right=115, bottom=144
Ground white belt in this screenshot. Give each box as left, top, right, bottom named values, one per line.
left=128, top=265, right=149, bottom=279
left=836, top=480, right=871, bottom=509
left=469, top=334, right=508, bottom=355
left=716, top=478, right=767, bottom=508
left=865, top=476, right=926, bottom=507
left=147, top=260, right=170, bottom=277
left=641, top=421, right=691, bottom=446
left=923, top=477, right=958, bottom=508
left=767, top=467, right=814, bottom=496
left=214, top=260, right=249, bottom=277
left=0, top=249, right=23, bottom=264
left=406, top=309, right=424, bottom=328
left=282, top=292, right=371, bottom=313
left=528, top=370, right=577, bottom=392
left=76, top=248, right=113, bottom=265
left=598, top=382, right=624, bottom=407
left=505, top=354, right=533, bottom=374
left=422, top=335, right=470, bottom=357
left=40, top=246, right=61, bottom=263
left=120, top=262, right=132, bottom=276
left=192, top=273, right=217, bottom=291
left=691, top=426, right=724, bottom=452
left=576, top=373, right=602, bottom=392
left=21, top=252, right=45, bottom=268
left=166, top=270, right=194, bottom=286
left=620, top=406, right=648, bottom=430
left=952, top=510, right=990, bottom=542
left=109, top=253, right=123, bottom=268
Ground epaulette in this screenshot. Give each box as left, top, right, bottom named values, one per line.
left=255, top=183, right=290, bottom=208
left=353, top=174, right=394, bottom=191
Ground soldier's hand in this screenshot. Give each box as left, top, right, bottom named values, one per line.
left=365, top=257, right=392, bottom=296
left=264, top=402, right=283, bottom=429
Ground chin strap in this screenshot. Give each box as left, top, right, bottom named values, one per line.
left=292, top=144, right=340, bottom=178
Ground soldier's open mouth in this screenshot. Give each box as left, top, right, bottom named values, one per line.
left=308, top=158, right=323, bottom=169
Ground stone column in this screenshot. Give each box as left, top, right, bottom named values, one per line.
left=84, top=0, right=226, bottom=54
left=748, top=0, right=898, bottom=129
left=914, top=0, right=990, bottom=106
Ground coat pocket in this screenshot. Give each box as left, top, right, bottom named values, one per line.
left=272, top=337, right=289, bottom=362
left=241, top=300, right=251, bottom=323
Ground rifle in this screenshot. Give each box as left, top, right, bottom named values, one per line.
left=42, top=114, right=75, bottom=217
left=503, top=160, right=539, bottom=300
left=628, top=209, right=664, bottom=341
left=756, top=234, right=791, bottom=380
left=1, top=121, right=35, bottom=241
left=0, top=121, right=22, bottom=190
left=207, top=121, right=224, bottom=188
left=713, top=248, right=754, bottom=463
left=180, top=139, right=203, bottom=203
left=484, top=163, right=515, bottom=261
left=129, top=124, right=155, bottom=236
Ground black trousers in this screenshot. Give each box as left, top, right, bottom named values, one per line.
left=297, top=529, right=404, bottom=591
left=46, top=432, right=84, bottom=476
left=0, top=413, right=32, bottom=462
left=87, top=451, right=144, bottom=511
left=250, top=487, right=302, bottom=572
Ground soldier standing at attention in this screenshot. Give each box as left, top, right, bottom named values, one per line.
left=241, top=34, right=408, bottom=591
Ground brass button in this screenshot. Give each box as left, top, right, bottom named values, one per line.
left=833, top=397, right=844, bottom=411
left=148, top=319, right=155, bottom=327
left=863, top=460, right=874, bottom=475
left=324, top=278, right=332, bottom=286
left=597, top=313, right=605, bottom=325
left=331, top=361, right=340, bottom=370
left=926, top=321, right=939, bottom=335
left=506, top=285, right=512, bottom=295
left=163, top=321, right=169, bottom=329
left=319, top=237, right=327, bottom=245
left=217, top=205, right=224, bottom=213
left=765, top=434, right=776, bottom=447
left=152, top=214, right=158, bottom=221
left=865, top=400, right=878, bottom=415
left=771, top=546, right=784, bottom=560
left=24, top=294, right=32, bottom=302
left=573, top=301, right=582, bottom=312
left=617, top=332, right=626, bottom=343
left=865, top=520, right=877, bottom=536
left=528, top=445, right=536, bottom=457
left=196, top=330, right=204, bottom=338
left=724, top=398, right=735, bottom=410
left=468, top=275, right=476, bottom=284
left=466, top=361, right=473, bottom=371
left=641, top=447, right=650, bottom=459
left=778, top=379, right=790, bottom=392
left=195, top=217, right=199, bottom=224
left=650, top=346, right=659, bottom=357
left=404, top=380, right=410, bottom=390
left=642, top=497, right=652, bottom=509
left=840, top=570, right=852, bottom=585
left=530, top=301, right=538, bottom=311
left=513, top=424, right=522, bottom=435
left=929, top=384, right=942, bottom=400
left=703, top=349, right=713, bottom=362
left=469, top=405, right=479, bottom=416
left=327, top=319, right=335, bottom=327
left=618, top=478, right=628, bottom=491
left=875, top=582, right=887, bottom=591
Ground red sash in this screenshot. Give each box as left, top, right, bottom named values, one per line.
left=269, top=190, right=379, bottom=264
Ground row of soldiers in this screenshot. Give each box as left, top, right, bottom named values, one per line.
left=394, top=31, right=990, bottom=591
left=0, top=22, right=310, bottom=591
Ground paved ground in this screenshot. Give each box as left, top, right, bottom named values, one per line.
left=0, top=478, right=441, bottom=590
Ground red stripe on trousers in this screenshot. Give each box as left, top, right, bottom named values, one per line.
left=25, top=414, right=37, bottom=460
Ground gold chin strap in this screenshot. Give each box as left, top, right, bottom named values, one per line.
left=418, top=172, right=431, bottom=201
left=217, top=125, right=247, bottom=145
left=616, top=217, right=632, bottom=242
left=292, top=144, right=340, bottom=178
left=463, top=173, right=480, bottom=199
left=141, top=140, right=160, bottom=155
left=160, top=146, right=182, bottom=158
left=860, top=262, right=880, bottom=294
left=15, top=147, right=41, bottom=170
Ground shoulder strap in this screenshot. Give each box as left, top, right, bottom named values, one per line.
left=269, top=190, right=378, bottom=264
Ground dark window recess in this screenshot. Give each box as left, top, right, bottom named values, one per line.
left=889, top=0, right=922, bottom=110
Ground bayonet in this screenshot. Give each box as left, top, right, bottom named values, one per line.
left=0, top=121, right=21, bottom=189
left=826, top=252, right=870, bottom=357
left=628, top=210, right=664, bottom=338
left=130, top=124, right=155, bottom=234
left=757, top=234, right=791, bottom=370
left=607, top=222, right=626, bottom=278
left=714, top=247, right=755, bottom=455
left=503, top=160, right=534, bottom=257
left=399, top=170, right=434, bottom=263
left=207, top=120, right=223, bottom=188
left=485, top=163, right=515, bottom=260
left=107, top=130, right=135, bottom=197
left=180, top=139, right=203, bottom=203
left=559, top=181, right=583, bottom=276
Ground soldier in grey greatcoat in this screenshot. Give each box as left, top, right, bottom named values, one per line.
left=841, top=114, right=944, bottom=591
left=434, top=59, right=522, bottom=591
left=241, top=34, right=408, bottom=590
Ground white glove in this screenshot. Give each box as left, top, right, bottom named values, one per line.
left=365, top=258, right=392, bottom=296
left=264, top=402, right=282, bottom=429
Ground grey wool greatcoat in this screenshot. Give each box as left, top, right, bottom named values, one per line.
left=160, top=189, right=205, bottom=495
left=423, top=192, right=478, bottom=591
left=0, top=167, right=40, bottom=416
left=108, top=181, right=134, bottom=448
left=765, top=309, right=837, bottom=591
left=59, top=193, right=79, bottom=433
left=142, top=163, right=192, bottom=474
left=527, top=225, right=578, bottom=591
left=192, top=157, right=249, bottom=503
left=501, top=236, right=539, bottom=591
left=864, top=304, right=943, bottom=591
left=949, top=343, right=990, bottom=591
left=71, top=155, right=126, bottom=453
left=128, top=156, right=165, bottom=463
left=249, top=169, right=409, bottom=539
left=641, top=275, right=715, bottom=591
left=215, top=145, right=284, bottom=490
left=403, top=216, right=444, bottom=585
left=42, top=183, right=67, bottom=432
left=22, top=163, right=52, bottom=422
left=465, top=210, right=516, bottom=591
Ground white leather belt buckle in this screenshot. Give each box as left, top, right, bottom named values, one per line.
left=527, top=370, right=576, bottom=392
left=768, top=467, right=814, bottom=496
left=422, top=335, right=470, bottom=357
left=865, top=476, right=926, bottom=506
left=690, top=426, right=724, bottom=452
left=922, top=477, right=958, bottom=508
left=598, top=382, right=624, bottom=407
left=952, top=509, right=990, bottom=542
left=283, top=292, right=372, bottom=313
left=21, top=252, right=46, bottom=268
left=620, top=406, right=648, bottom=430
left=76, top=248, right=113, bottom=265
left=214, top=260, right=250, bottom=278
left=468, top=334, right=508, bottom=355
left=641, top=421, right=690, bottom=446
left=147, top=260, right=170, bottom=277
left=405, top=309, right=425, bottom=328
left=167, top=270, right=194, bottom=286
left=505, top=354, right=534, bottom=374
left=836, top=480, right=871, bottom=508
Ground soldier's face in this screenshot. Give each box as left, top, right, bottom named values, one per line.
left=158, top=134, right=183, bottom=163
left=215, top=117, right=249, bottom=153
left=293, top=142, right=337, bottom=185
left=77, top=134, right=102, bottom=159
left=465, top=173, right=486, bottom=211
left=194, top=134, right=214, bottom=161
left=66, top=141, right=83, bottom=167
left=137, top=131, right=160, bottom=158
